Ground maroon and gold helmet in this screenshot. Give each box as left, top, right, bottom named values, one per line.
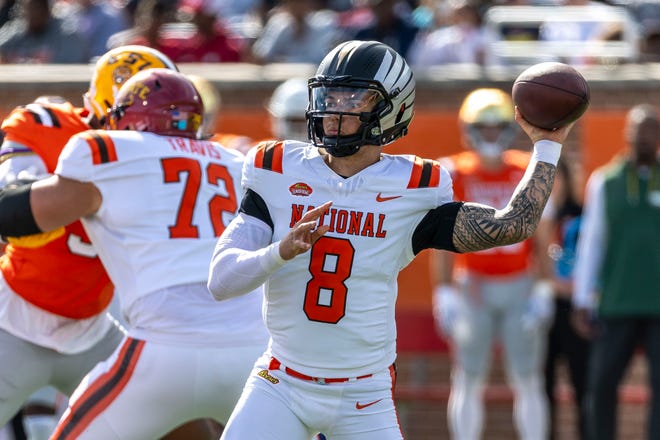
left=107, top=68, right=203, bottom=139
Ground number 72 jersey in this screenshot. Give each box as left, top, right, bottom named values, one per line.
left=56, top=129, right=244, bottom=309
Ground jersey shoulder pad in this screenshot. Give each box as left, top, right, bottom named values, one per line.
left=252, top=140, right=284, bottom=173
left=443, top=151, right=479, bottom=175
left=407, top=155, right=442, bottom=189
left=70, top=130, right=118, bottom=166
left=1, top=103, right=90, bottom=172
left=502, top=149, right=531, bottom=169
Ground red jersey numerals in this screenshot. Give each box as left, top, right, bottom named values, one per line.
left=161, top=157, right=237, bottom=238
left=304, top=236, right=354, bottom=324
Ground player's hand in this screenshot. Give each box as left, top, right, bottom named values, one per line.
left=278, top=201, right=332, bottom=260
left=571, top=307, right=598, bottom=340
left=515, top=107, right=575, bottom=145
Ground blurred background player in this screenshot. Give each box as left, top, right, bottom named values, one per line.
left=266, top=77, right=310, bottom=142
left=542, top=158, right=590, bottom=440
left=431, top=88, right=554, bottom=440
left=0, top=68, right=268, bottom=439
left=573, top=103, right=659, bottom=440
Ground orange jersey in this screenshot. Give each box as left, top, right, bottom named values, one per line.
left=443, top=149, right=534, bottom=276
left=0, top=102, right=113, bottom=318
left=1, top=102, right=91, bottom=172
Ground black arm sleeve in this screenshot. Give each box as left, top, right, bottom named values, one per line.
left=239, top=188, right=274, bottom=230
left=411, top=201, right=464, bottom=255
left=0, top=183, right=42, bottom=237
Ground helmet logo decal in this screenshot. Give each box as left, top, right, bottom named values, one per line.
left=289, top=182, right=313, bottom=197
left=112, top=65, right=134, bottom=87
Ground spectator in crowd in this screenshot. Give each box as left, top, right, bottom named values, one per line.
left=542, top=158, right=590, bottom=440
left=344, top=0, right=420, bottom=60
left=106, top=0, right=178, bottom=50
left=0, top=0, right=17, bottom=28
left=266, top=77, right=310, bottom=142
left=0, top=0, right=87, bottom=63
left=207, top=39, right=575, bottom=439
left=408, top=0, right=495, bottom=67
left=431, top=88, right=553, bottom=440
left=573, top=103, right=660, bottom=440
left=53, top=0, right=129, bottom=61
left=0, top=68, right=270, bottom=439
left=158, top=0, right=243, bottom=62
left=538, top=0, right=626, bottom=66
left=249, top=0, right=341, bottom=64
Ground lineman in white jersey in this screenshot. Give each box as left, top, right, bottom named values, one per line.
left=0, top=69, right=268, bottom=439
left=207, top=40, right=577, bottom=439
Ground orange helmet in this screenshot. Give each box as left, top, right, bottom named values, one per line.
left=85, top=45, right=178, bottom=124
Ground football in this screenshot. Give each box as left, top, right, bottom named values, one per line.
left=512, top=62, right=590, bottom=130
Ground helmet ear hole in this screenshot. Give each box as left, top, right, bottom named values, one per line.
left=394, top=104, right=406, bottom=124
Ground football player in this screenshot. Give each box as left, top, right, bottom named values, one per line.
left=267, top=77, right=310, bottom=142
left=201, top=40, right=574, bottom=439
left=0, top=68, right=269, bottom=438
left=0, top=44, right=179, bottom=435
left=430, top=88, right=554, bottom=440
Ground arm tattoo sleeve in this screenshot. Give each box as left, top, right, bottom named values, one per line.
left=452, top=160, right=556, bottom=253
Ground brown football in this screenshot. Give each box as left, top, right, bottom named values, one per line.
left=512, top=62, right=590, bottom=130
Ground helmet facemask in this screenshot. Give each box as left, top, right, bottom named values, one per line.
left=307, top=80, right=390, bottom=157
left=465, top=122, right=518, bottom=160
left=458, top=88, right=518, bottom=160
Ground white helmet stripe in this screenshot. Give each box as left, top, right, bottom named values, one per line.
left=25, top=104, right=55, bottom=127
left=373, top=49, right=393, bottom=85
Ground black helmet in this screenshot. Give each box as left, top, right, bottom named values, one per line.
left=307, top=40, right=415, bottom=157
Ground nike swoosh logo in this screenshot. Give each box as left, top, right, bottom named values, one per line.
left=376, top=193, right=402, bottom=202
left=355, top=399, right=382, bottom=410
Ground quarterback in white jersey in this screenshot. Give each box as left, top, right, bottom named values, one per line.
left=207, top=41, right=577, bottom=439
left=0, top=69, right=268, bottom=439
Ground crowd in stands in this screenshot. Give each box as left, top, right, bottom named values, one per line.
left=0, top=0, right=657, bottom=65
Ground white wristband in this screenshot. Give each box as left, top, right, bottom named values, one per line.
left=532, top=140, right=562, bottom=166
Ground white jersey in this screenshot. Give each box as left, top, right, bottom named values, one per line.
left=56, top=130, right=267, bottom=347
left=242, top=140, right=453, bottom=377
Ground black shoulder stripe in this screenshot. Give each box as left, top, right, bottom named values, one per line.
left=239, top=189, right=274, bottom=230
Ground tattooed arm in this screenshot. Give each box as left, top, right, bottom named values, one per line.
left=452, top=108, right=576, bottom=253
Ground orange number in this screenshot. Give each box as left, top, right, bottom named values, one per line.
left=161, top=158, right=237, bottom=238
left=304, top=236, right=354, bottom=324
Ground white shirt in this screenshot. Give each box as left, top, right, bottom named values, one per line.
left=573, top=169, right=606, bottom=310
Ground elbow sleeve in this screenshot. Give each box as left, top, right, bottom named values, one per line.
left=0, top=184, right=42, bottom=237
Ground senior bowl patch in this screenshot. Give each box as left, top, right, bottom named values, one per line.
left=289, top=182, right=313, bottom=197
left=258, top=369, right=279, bottom=384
